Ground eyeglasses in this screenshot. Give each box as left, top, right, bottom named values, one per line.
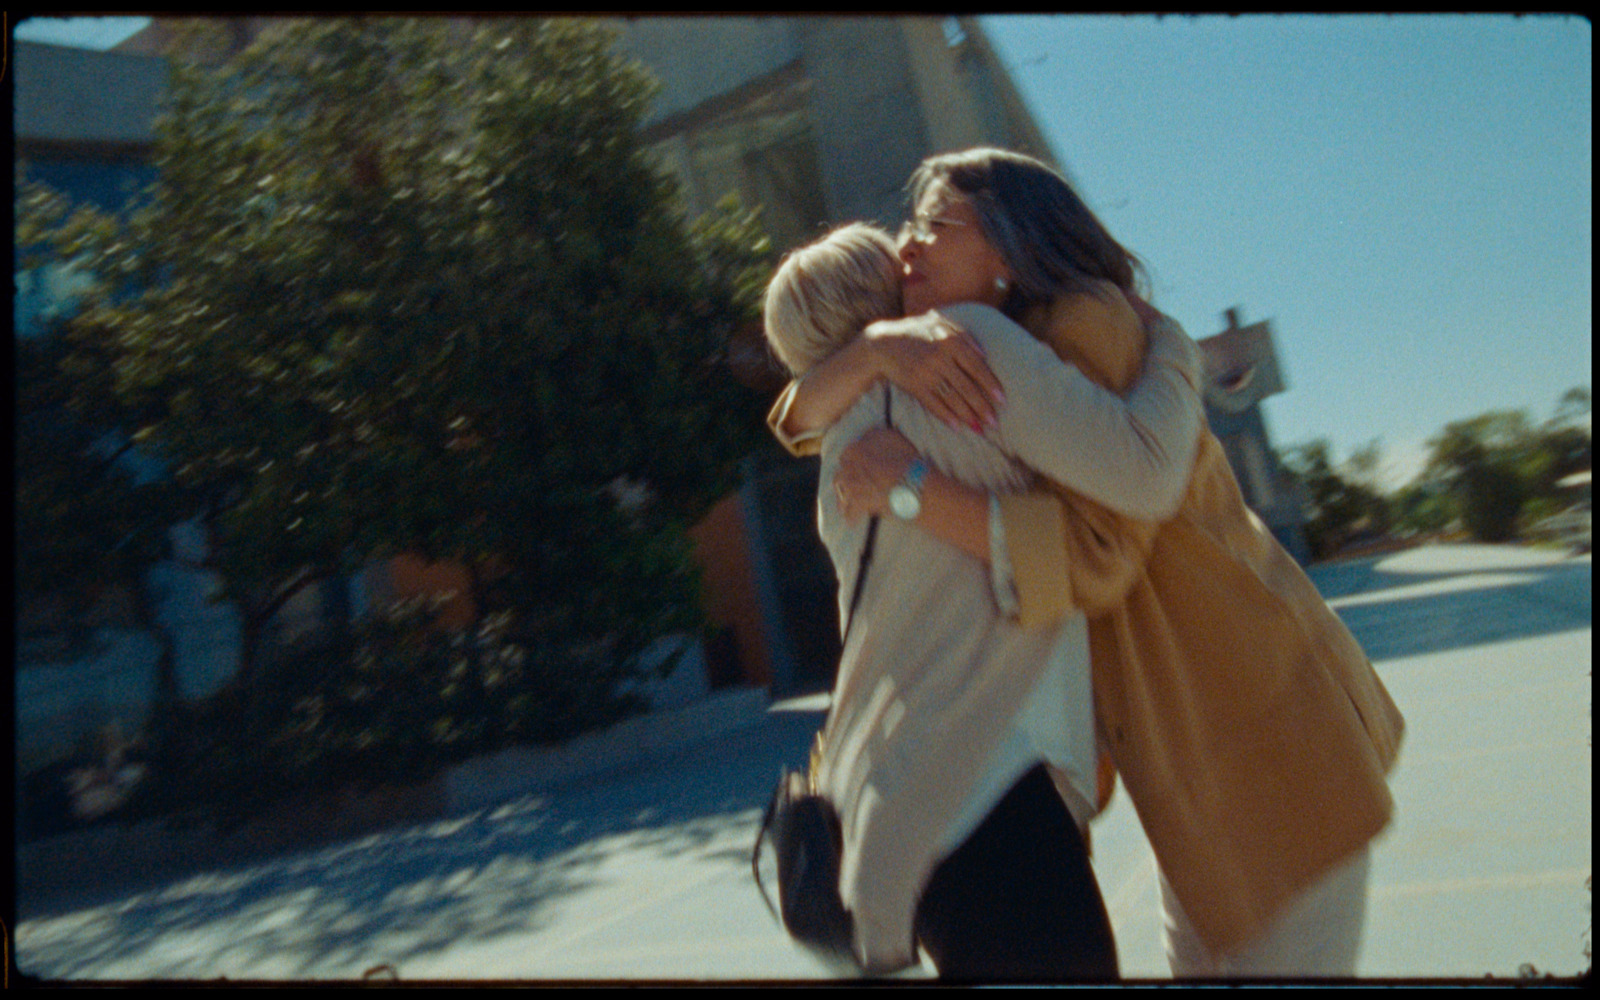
left=900, top=213, right=969, bottom=244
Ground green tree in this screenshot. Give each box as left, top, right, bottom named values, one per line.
left=1421, top=412, right=1530, bottom=542
left=1280, top=439, right=1390, bottom=559
left=1552, top=386, right=1591, bottom=428
left=1390, top=482, right=1457, bottom=538
left=22, top=18, right=773, bottom=779
left=1418, top=392, right=1591, bottom=543
left=1516, top=387, right=1592, bottom=530
left=14, top=332, right=184, bottom=656
left=15, top=181, right=196, bottom=762
left=1528, top=388, right=1592, bottom=489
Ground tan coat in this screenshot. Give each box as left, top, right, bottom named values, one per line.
left=768, top=287, right=1405, bottom=959
left=1000, top=290, right=1406, bottom=958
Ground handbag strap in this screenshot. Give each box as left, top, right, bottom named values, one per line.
left=840, top=388, right=892, bottom=642
left=751, top=389, right=897, bottom=920
left=752, top=777, right=787, bottom=922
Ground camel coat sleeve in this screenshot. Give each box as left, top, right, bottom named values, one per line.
left=766, top=379, right=823, bottom=458
left=992, top=288, right=1203, bottom=627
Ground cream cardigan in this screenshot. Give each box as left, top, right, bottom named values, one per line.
left=805, top=301, right=1203, bottom=971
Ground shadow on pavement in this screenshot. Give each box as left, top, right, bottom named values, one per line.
left=16, top=707, right=826, bottom=982
left=25, top=544, right=1587, bottom=981
left=1312, top=549, right=1591, bottom=663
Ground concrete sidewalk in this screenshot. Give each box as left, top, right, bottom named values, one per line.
left=10, top=544, right=1592, bottom=983
left=12, top=685, right=773, bottom=913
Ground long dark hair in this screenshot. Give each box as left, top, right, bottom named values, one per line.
left=908, top=147, right=1146, bottom=317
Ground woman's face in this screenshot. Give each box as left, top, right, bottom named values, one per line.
left=898, top=182, right=1013, bottom=316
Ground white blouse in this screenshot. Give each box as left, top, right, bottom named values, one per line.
left=935, top=497, right=1097, bottom=860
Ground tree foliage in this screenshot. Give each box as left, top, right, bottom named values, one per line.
left=1419, top=394, right=1591, bottom=543
left=18, top=17, right=774, bottom=808
left=1280, top=439, right=1391, bottom=560
left=14, top=180, right=184, bottom=646
left=1281, top=387, right=1590, bottom=556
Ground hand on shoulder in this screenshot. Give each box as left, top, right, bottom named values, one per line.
left=862, top=310, right=1006, bottom=433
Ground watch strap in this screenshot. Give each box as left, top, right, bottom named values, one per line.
left=902, top=457, right=928, bottom=492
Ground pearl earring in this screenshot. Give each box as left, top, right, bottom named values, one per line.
left=995, top=277, right=1009, bottom=294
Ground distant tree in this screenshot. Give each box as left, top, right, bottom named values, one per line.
left=1390, top=481, right=1457, bottom=538
left=1552, top=386, right=1591, bottom=428
left=21, top=18, right=773, bottom=765
left=1515, top=387, right=1593, bottom=532
left=1421, top=412, right=1531, bottom=542
left=1529, top=387, right=1593, bottom=489
left=1280, top=438, right=1390, bottom=559
left=1419, top=391, right=1591, bottom=543
left=1341, top=438, right=1394, bottom=536
left=1342, top=439, right=1382, bottom=487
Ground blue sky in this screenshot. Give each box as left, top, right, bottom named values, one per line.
left=18, top=15, right=1592, bottom=489
left=979, top=14, right=1592, bottom=487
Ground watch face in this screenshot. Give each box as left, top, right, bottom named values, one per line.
left=889, top=485, right=919, bottom=520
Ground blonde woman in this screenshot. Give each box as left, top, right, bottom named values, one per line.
left=763, top=222, right=1201, bottom=980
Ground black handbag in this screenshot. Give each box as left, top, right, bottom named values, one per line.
left=751, top=393, right=892, bottom=969
left=752, top=754, right=857, bottom=966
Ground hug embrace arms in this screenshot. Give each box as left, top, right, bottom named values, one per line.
left=760, top=147, right=1404, bottom=979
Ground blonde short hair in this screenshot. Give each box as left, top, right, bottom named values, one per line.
left=763, top=223, right=902, bottom=377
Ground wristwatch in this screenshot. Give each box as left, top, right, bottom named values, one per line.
left=887, top=458, right=929, bottom=520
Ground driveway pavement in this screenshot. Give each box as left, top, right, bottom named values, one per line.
left=10, top=544, right=1591, bottom=984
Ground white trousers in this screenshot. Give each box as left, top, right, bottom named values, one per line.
left=1159, top=846, right=1371, bottom=979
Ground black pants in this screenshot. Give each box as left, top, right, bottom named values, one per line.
left=913, top=764, right=1119, bottom=983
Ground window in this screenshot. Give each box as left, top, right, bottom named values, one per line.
left=648, top=74, right=828, bottom=252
